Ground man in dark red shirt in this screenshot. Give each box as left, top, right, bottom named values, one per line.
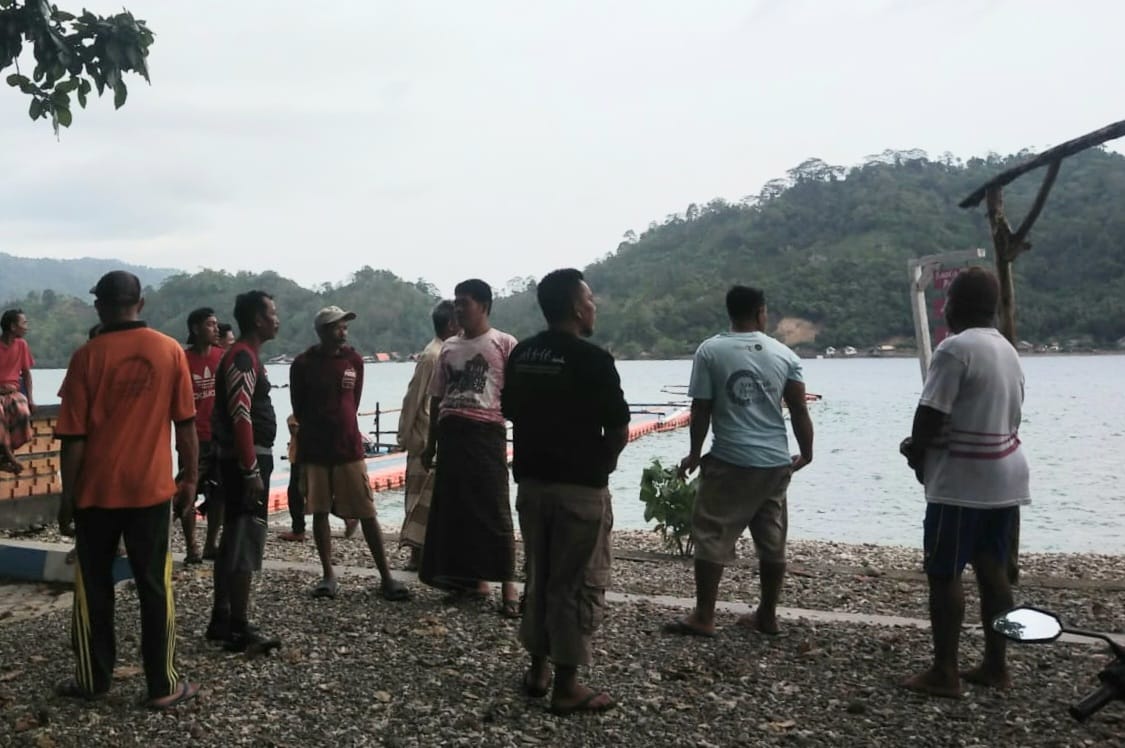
left=290, top=306, right=410, bottom=601
left=208, top=291, right=282, bottom=656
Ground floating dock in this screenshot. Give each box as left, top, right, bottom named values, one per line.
left=263, top=406, right=691, bottom=514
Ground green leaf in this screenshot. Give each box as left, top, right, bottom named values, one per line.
left=29, top=98, right=42, bottom=119
left=53, top=11, right=76, bottom=22
left=6, top=74, right=27, bottom=87
left=56, top=106, right=72, bottom=127
left=113, top=80, right=126, bottom=109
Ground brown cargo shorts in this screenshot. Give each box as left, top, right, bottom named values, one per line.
left=304, top=460, right=377, bottom=520
left=516, top=479, right=613, bottom=667
left=691, top=455, right=792, bottom=565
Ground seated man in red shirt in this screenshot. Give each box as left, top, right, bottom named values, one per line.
left=0, top=308, right=35, bottom=473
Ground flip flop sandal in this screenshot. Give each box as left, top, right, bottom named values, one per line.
left=441, top=587, right=489, bottom=604
left=54, top=679, right=106, bottom=701
left=312, top=577, right=339, bottom=599
left=184, top=551, right=204, bottom=565
left=549, top=691, right=615, bottom=716
left=662, top=619, right=716, bottom=638
left=147, top=680, right=200, bottom=711
left=380, top=580, right=412, bottom=602
left=522, top=671, right=549, bottom=699
left=499, top=598, right=522, bottom=619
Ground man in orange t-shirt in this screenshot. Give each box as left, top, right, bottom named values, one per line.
left=55, top=271, right=201, bottom=710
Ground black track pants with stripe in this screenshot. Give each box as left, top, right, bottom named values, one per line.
left=72, top=500, right=179, bottom=699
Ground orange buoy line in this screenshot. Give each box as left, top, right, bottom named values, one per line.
left=264, top=406, right=693, bottom=514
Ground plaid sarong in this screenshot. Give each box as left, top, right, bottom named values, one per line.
left=0, top=386, right=32, bottom=453
left=419, top=417, right=514, bottom=587
left=399, top=455, right=434, bottom=549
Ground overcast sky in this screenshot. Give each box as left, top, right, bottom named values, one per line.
left=2, top=0, right=1122, bottom=295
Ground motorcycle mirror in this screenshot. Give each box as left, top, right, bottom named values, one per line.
left=992, top=606, right=1063, bottom=643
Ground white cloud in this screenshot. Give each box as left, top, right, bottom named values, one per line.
left=1, top=0, right=1122, bottom=294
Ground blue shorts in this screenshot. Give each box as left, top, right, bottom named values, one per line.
left=923, top=503, right=1018, bottom=577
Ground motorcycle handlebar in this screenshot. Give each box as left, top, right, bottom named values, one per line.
left=1069, top=683, right=1118, bottom=722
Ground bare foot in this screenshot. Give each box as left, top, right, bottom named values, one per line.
left=900, top=668, right=963, bottom=699
left=961, top=665, right=1012, bottom=689
left=735, top=610, right=780, bottom=635
left=663, top=615, right=716, bottom=637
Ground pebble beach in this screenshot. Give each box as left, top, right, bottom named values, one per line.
left=1, top=525, right=1122, bottom=747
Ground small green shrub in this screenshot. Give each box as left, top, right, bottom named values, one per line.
left=639, top=458, right=697, bottom=556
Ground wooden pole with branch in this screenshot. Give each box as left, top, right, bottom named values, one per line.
left=960, top=118, right=1125, bottom=583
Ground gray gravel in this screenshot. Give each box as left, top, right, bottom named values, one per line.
left=0, top=568, right=1122, bottom=747
left=1, top=526, right=1124, bottom=746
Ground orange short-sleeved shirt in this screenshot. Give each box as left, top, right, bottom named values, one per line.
left=56, top=323, right=196, bottom=510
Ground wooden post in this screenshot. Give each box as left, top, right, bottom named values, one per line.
left=962, top=120, right=1125, bottom=587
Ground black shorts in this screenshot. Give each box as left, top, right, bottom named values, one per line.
left=176, top=441, right=217, bottom=495
left=923, top=503, right=1018, bottom=577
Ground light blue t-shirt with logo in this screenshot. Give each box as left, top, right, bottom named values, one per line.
left=688, top=331, right=803, bottom=468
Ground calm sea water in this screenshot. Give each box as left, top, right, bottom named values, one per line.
left=34, top=355, right=1125, bottom=553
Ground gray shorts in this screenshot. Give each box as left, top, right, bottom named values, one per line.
left=221, top=512, right=267, bottom=573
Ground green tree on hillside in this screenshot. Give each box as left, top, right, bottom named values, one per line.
left=495, top=147, right=1125, bottom=355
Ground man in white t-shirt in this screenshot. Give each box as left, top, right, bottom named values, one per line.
left=665, top=285, right=814, bottom=638
left=419, top=279, right=521, bottom=616
left=900, top=267, right=1030, bottom=699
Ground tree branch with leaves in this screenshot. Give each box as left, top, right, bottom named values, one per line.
left=1, top=0, right=154, bottom=134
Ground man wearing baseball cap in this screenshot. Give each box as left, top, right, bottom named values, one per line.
left=55, top=270, right=200, bottom=707
left=289, top=306, right=410, bottom=600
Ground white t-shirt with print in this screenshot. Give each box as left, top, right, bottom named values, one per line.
left=429, top=328, right=517, bottom=425
left=919, top=327, right=1030, bottom=508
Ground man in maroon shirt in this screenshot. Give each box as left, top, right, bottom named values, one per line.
left=290, top=306, right=410, bottom=601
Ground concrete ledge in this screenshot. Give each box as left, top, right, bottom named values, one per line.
left=0, top=539, right=131, bottom=584
left=0, top=493, right=61, bottom=531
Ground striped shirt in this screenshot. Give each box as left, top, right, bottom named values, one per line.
left=918, top=327, right=1030, bottom=508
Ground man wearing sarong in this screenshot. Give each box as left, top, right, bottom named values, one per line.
left=420, top=279, right=520, bottom=616
left=0, top=309, right=35, bottom=473
left=397, top=300, right=459, bottom=571
left=54, top=271, right=200, bottom=708
left=502, top=269, right=629, bottom=715
left=290, top=306, right=410, bottom=601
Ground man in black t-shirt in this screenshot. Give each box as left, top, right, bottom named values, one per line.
left=502, top=268, right=629, bottom=716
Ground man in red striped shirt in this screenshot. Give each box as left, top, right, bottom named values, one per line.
left=207, top=291, right=282, bottom=656
left=900, top=267, right=1030, bottom=698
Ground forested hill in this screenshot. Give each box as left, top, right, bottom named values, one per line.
left=0, top=253, right=175, bottom=303
left=492, top=148, right=1125, bottom=357
left=8, top=148, right=1125, bottom=366
left=5, top=267, right=440, bottom=367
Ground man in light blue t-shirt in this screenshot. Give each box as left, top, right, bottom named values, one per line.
left=664, top=285, right=814, bottom=638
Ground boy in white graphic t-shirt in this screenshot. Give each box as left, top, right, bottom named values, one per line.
left=900, top=267, right=1030, bottom=699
